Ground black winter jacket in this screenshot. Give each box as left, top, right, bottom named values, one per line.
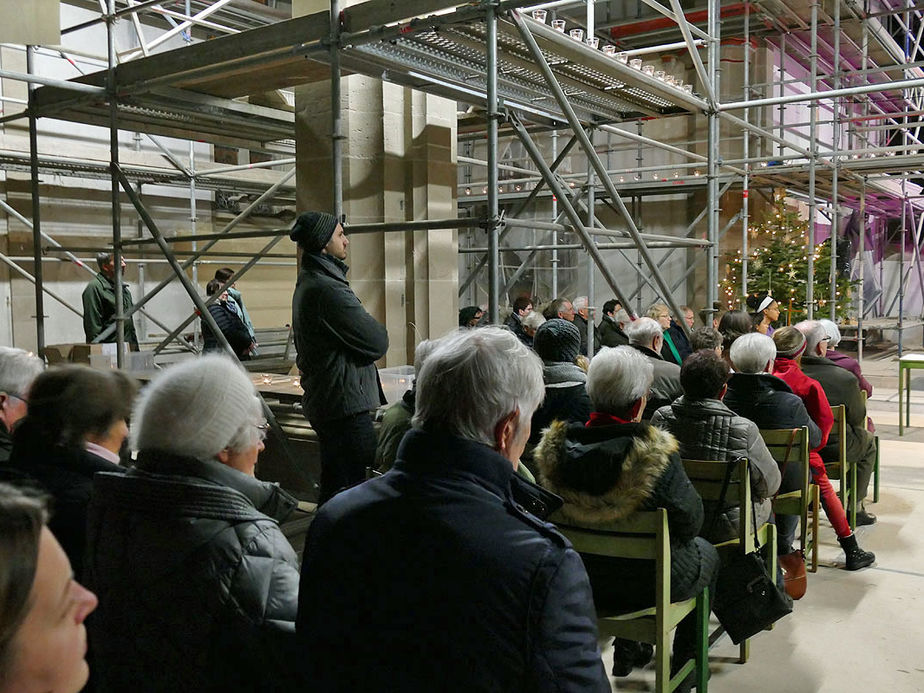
left=504, top=312, right=532, bottom=347
left=651, top=397, right=781, bottom=543
left=529, top=362, right=591, bottom=445
left=630, top=344, right=683, bottom=419
left=297, top=429, right=609, bottom=692
left=85, top=451, right=300, bottom=692
left=724, top=373, right=822, bottom=449
left=1, top=419, right=124, bottom=578
left=664, top=320, right=692, bottom=363
left=201, top=301, right=253, bottom=358
left=0, top=422, right=11, bottom=465
left=597, top=315, right=628, bottom=347
left=292, top=253, right=388, bottom=423
left=800, top=355, right=872, bottom=464
left=534, top=420, right=717, bottom=610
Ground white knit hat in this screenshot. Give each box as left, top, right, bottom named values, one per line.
left=132, top=354, right=262, bottom=460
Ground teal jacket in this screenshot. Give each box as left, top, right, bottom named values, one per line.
left=81, top=272, right=138, bottom=346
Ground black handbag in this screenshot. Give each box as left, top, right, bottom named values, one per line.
left=710, top=458, right=794, bottom=645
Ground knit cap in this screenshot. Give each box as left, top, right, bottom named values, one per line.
left=132, top=354, right=262, bottom=460
left=289, top=211, right=338, bottom=252
left=534, top=318, right=581, bottom=363
left=773, top=326, right=807, bottom=358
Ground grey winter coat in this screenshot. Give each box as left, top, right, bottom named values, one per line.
left=292, top=253, right=388, bottom=423
left=630, top=344, right=683, bottom=419
left=651, top=397, right=781, bottom=543
left=534, top=420, right=717, bottom=609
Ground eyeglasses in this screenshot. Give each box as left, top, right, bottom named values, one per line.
left=255, top=421, right=269, bottom=441
left=1, top=392, right=27, bottom=405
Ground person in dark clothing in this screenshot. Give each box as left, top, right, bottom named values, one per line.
left=459, top=305, right=484, bottom=327
left=290, top=211, right=389, bottom=504
left=1, top=365, right=135, bottom=579
left=202, top=279, right=255, bottom=359
left=85, top=356, right=300, bottom=692
left=81, top=252, right=138, bottom=347
left=529, top=319, right=591, bottom=445
left=726, top=332, right=874, bottom=570
left=626, top=317, right=683, bottom=419
left=504, top=295, right=533, bottom=345
left=648, top=302, right=690, bottom=365
left=598, top=300, right=630, bottom=347
left=535, top=345, right=718, bottom=687
left=572, top=296, right=599, bottom=355
left=0, top=347, right=44, bottom=465
left=214, top=267, right=258, bottom=355
left=297, top=328, right=609, bottom=692
left=795, top=320, right=877, bottom=526
left=718, top=309, right=754, bottom=368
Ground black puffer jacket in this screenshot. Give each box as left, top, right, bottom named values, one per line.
left=1, top=418, right=124, bottom=578
left=651, top=397, right=781, bottom=543
left=297, top=429, right=609, bottom=691
left=529, top=362, right=591, bottom=445
left=292, top=253, right=388, bottom=423
left=724, top=373, right=822, bottom=449
left=534, top=420, right=717, bottom=609
left=202, top=301, right=253, bottom=358
left=85, top=451, right=300, bottom=692
left=597, top=316, right=628, bottom=347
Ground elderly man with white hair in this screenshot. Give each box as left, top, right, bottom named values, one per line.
left=796, top=320, right=878, bottom=526
left=535, top=346, right=717, bottom=688
left=571, top=296, right=599, bottom=355
left=627, top=316, right=683, bottom=419
left=297, top=327, right=609, bottom=692
left=0, top=347, right=44, bottom=464
left=84, top=355, right=301, bottom=690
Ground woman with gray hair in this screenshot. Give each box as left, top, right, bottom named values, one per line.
left=819, top=319, right=873, bottom=396
left=84, top=355, right=301, bottom=691
left=535, top=346, right=717, bottom=688
left=0, top=346, right=44, bottom=465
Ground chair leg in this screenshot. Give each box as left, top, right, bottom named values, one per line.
left=850, top=463, right=857, bottom=527
left=655, top=626, right=670, bottom=693
left=810, top=485, right=820, bottom=573
left=738, top=639, right=749, bottom=665
left=873, top=437, right=880, bottom=503
left=695, top=588, right=710, bottom=692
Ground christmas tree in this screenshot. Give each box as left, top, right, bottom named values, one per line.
left=720, top=196, right=855, bottom=323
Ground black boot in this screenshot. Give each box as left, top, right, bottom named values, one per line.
left=838, top=533, right=875, bottom=571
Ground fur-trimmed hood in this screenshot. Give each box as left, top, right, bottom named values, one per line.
left=534, top=419, right=678, bottom=526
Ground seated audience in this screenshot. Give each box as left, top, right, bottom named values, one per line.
left=690, top=326, right=722, bottom=355
left=2, top=366, right=135, bottom=577
left=795, top=320, right=877, bottom=526
left=626, top=316, right=682, bottom=419
left=375, top=339, right=435, bottom=472
left=458, top=305, right=484, bottom=327
left=529, top=319, right=592, bottom=445
left=669, top=305, right=696, bottom=359
left=652, top=350, right=780, bottom=542
left=718, top=309, right=754, bottom=367
left=297, top=328, right=609, bottom=691
left=504, top=296, right=533, bottom=346
left=534, top=346, right=718, bottom=687
left=0, top=484, right=98, bottom=693
left=598, top=299, right=629, bottom=347
left=202, top=279, right=255, bottom=359
left=85, top=355, right=301, bottom=691
left=771, top=327, right=874, bottom=570
left=214, top=267, right=258, bottom=354
left=724, top=333, right=821, bottom=557
left=0, top=347, right=44, bottom=464
left=648, top=302, right=688, bottom=365
left=572, top=296, right=599, bottom=355
left=748, top=292, right=780, bottom=335
left=819, top=319, right=873, bottom=397
left=542, top=296, right=576, bottom=323
left=520, top=309, right=546, bottom=344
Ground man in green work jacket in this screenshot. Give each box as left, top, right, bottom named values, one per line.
left=81, top=252, right=138, bottom=348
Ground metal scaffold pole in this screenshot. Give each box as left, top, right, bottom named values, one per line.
left=830, top=0, right=841, bottom=319
left=107, top=0, right=125, bottom=366
left=806, top=0, right=818, bottom=320
left=486, top=1, right=501, bottom=323
left=706, top=0, right=719, bottom=313
left=741, top=5, right=750, bottom=304
left=331, top=0, right=343, bottom=221
left=26, top=45, right=45, bottom=355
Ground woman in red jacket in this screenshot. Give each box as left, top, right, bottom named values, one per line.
left=772, top=327, right=874, bottom=570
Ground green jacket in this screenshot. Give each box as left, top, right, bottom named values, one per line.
left=81, top=272, right=138, bottom=346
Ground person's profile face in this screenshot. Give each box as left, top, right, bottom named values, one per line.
left=520, top=303, right=533, bottom=316
left=5, top=528, right=98, bottom=693
left=559, top=302, right=575, bottom=321
left=766, top=301, right=780, bottom=321
left=684, top=309, right=695, bottom=328
left=468, top=311, right=484, bottom=328
left=657, top=310, right=671, bottom=330
left=324, top=224, right=349, bottom=261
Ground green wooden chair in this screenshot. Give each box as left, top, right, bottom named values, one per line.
left=761, top=427, right=819, bottom=572
left=681, top=457, right=778, bottom=665
left=827, top=404, right=858, bottom=528
left=553, top=509, right=709, bottom=693
left=861, top=391, right=881, bottom=503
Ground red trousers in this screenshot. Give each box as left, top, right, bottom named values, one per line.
left=809, top=452, right=851, bottom=538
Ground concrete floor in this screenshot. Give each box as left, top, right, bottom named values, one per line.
left=601, top=352, right=924, bottom=692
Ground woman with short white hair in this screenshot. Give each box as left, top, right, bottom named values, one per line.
left=535, top=346, right=717, bottom=687
left=818, top=318, right=873, bottom=396
left=84, top=355, right=301, bottom=691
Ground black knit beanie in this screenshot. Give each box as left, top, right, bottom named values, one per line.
left=290, top=211, right=338, bottom=252
left=534, top=318, right=581, bottom=363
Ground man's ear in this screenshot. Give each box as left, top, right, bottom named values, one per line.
left=628, top=397, right=645, bottom=421
left=493, top=411, right=518, bottom=455
left=718, top=383, right=728, bottom=400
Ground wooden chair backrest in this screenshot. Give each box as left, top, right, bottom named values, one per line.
left=681, top=458, right=753, bottom=550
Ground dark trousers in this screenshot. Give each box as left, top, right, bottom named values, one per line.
left=312, top=412, right=377, bottom=504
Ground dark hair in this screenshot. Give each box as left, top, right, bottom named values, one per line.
left=542, top=297, right=571, bottom=320
left=718, top=309, right=753, bottom=352
left=746, top=291, right=775, bottom=323
left=206, top=279, right=223, bottom=297
left=690, top=327, right=722, bottom=351
left=458, top=306, right=483, bottom=327
left=512, top=296, right=532, bottom=314
left=603, top=299, right=620, bottom=316
left=0, top=484, right=47, bottom=684
left=680, top=349, right=730, bottom=400
left=95, top=252, right=113, bottom=271
left=19, top=366, right=137, bottom=449
left=214, top=267, right=234, bottom=283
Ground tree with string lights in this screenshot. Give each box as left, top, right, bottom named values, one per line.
left=721, top=196, right=855, bottom=323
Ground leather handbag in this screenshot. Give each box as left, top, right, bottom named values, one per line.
left=778, top=549, right=807, bottom=600
left=711, top=457, right=794, bottom=644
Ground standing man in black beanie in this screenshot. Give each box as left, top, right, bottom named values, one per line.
left=290, top=212, right=389, bottom=504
